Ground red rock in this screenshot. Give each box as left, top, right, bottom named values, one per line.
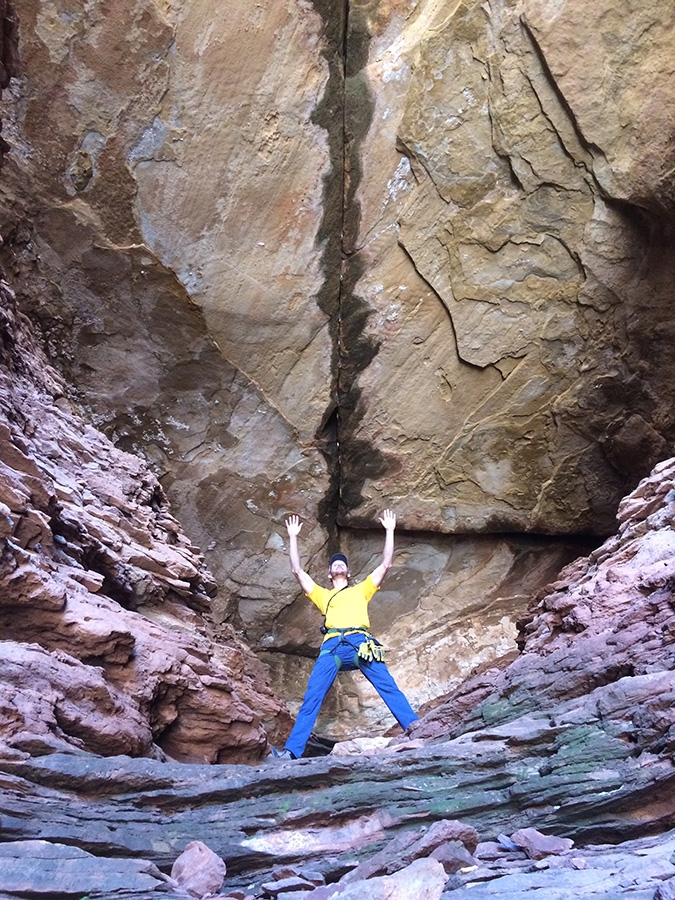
left=415, top=819, right=480, bottom=856
left=170, top=841, right=226, bottom=898
left=429, top=840, right=477, bottom=874
left=341, top=818, right=479, bottom=883
left=0, top=277, right=290, bottom=763
left=510, top=827, right=574, bottom=860
left=0, top=640, right=154, bottom=757
left=404, top=455, right=675, bottom=749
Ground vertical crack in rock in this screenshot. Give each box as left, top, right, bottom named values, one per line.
left=311, top=1, right=389, bottom=540
left=308, top=0, right=347, bottom=539
left=0, top=0, right=18, bottom=165
left=518, top=16, right=601, bottom=175
left=0, top=0, right=17, bottom=89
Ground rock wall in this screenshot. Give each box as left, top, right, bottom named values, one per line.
left=406, top=454, right=675, bottom=751
left=353, top=0, right=675, bottom=534
left=1, top=0, right=674, bottom=731
left=0, top=273, right=290, bottom=762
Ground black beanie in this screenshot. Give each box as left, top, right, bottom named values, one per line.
left=329, top=552, right=349, bottom=567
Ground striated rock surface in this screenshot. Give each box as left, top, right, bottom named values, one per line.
left=348, top=0, right=675, bottom=536
left=2, top=0, right=674, bottom=729
left=0, top=273, right=290, bottom=762
left=0, top=840, right=178, bottom=898
left=406, top=454, right=675, bottom=746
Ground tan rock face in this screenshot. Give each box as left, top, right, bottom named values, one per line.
left=1, top=0, right=332, bottom=623
left=1, top=0, right=674, bottom=736
left=263, top=527, right=584, bottom=739
left=344, top=0, right=675, bottom=534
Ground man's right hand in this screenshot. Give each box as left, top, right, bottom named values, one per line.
left=379, top=509, right=396, bottom=531
left=284, top=515, right=315, bottom=594
left=285, top=515, right=303, bottom=537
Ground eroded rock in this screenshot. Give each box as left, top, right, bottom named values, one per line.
left=510, top=827, right=574, bottom=861
left=402, top=455, right=675, bottom=747
left=0, top=839, right=176, bottom=898
left=344, top=0, right=675, bottom=536
left=171, top=840, right=226, bottom=899
left=3, top=0, right=674, bottom=739
left=0, top=276, right=290, bottom=762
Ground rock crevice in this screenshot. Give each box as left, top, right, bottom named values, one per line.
left=311, top=0, right=388, bottom=534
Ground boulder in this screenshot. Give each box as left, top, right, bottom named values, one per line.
left=510, top=827, right=574, bottom=860
left=307, top=858, right=448, bottom=900
left=171, top=841, right=227, bottom=898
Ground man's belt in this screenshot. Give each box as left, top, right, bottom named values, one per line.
left=320, top=628, right=386, bottom=663
left=322, top=627, right=369, bottom=641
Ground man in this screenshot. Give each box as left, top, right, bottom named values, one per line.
left=272, top=509, right=418, bottom=760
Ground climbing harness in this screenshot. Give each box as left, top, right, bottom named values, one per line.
left=318, top=582, right=386, bottom=666
left=319, top=628, right=386, bottom=668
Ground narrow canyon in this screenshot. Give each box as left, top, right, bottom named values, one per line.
left=0, top=0, right=674, bottom=898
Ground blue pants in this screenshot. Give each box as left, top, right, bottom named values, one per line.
left=284, top=633, right=418, bottom=759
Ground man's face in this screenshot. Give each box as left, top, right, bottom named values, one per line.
left=329, top=559, right=349, bottom=580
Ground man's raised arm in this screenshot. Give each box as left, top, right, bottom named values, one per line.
left=285, top=515, right=315, bottom=594
left=370, top=509, right=396, bottom=587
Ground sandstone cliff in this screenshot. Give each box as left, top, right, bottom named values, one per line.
left=0, top=1, right=675, bottom=896
left=6, top=0, right=674, bottom=727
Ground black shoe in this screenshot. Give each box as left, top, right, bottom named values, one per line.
left=269, top=746, right=295, bottom=760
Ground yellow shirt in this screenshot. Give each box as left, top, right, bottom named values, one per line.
left=307, top=575, right=379, bottom=637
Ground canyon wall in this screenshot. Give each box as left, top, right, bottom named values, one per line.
left=0, top=273, right=290, bottom=763
left=1, top=0, right=674, bottom=735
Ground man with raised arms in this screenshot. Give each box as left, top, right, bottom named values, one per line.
left=271, top=509, right=418, bottom=760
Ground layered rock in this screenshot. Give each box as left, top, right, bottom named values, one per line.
left=2, top=0, right=675, bottom=734
left=0, top=840, right=178, bottom=899
left=0, top=454, right=675, bottom=898
left=406, top=454, right=675, bottom=746
left=0, top=273, right=290, bottom=762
